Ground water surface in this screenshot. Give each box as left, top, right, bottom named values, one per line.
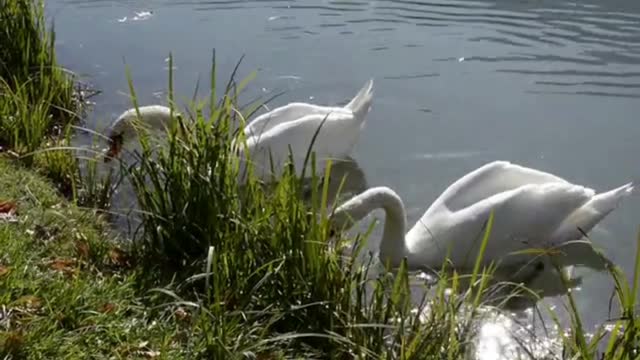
left=46, top=0, right=640, bottom=355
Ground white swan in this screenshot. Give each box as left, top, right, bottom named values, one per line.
left=235, top=79, right=374, bottom=181
left=330, top=161, right=634, bottom=277
left=103, top=80, right=374, bottom=183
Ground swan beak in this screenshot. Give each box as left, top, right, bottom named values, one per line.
left=104, top=134, right=123, bottom=163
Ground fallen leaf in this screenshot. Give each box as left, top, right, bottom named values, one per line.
left=48, top=258, right=78, bottom=276
left=75, top=240, right=90, bottom=259
left=0, top=265, right=10, bottom=277
left=30, top=224, right=59, bottom=243
left=0, top=200, right=18, bottom=223
left=0, top=200, right=17, bottom=213
left=138, top=350, right=161, bottom=358
left=134, top=342, right=160, bottom=359
left=15, top=295, right=42, bottom=310
left=99, top=303, right=117, bottom=314
left=174, top=307, right=190, bottom=322
left=2, top=331, right=24, bottom=355
left=108, top=247, right=130, bottom=267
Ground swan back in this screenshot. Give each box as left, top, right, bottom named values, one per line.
left=237, top=80, right=374, bottom=181
left=426, top=161, right=569, bottom=215
left=407, top=179, right=634, bottom=271
left=243, top=79, right=374, bottom=144
left=239, top=111, right=361, bottom=179
left=406, top=182, right=596, bottom=269
left=244, top=103, right=349, bottom=140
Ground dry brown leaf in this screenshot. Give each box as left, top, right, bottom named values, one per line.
left=174, top=307, right=190, bottom=322
left=0, top=200, right=17, bottom=214
left=138, top=350, right=161, bottom=359
left=75, top=240, right=90, bottom=259
left=134, top=342, right=160, bottom=359
left=2, top=330, right=24, bottom=355
left=108, top=247, right=130, bottom=267
left=0, top=200, right=18, bottom=223
left=0, top=265, right=10, bottom=277
left=15, top=295, right=42, bottom=310
left=48, top=258, right=78, bottom=276
left=99, top=302, right=117, bottom=314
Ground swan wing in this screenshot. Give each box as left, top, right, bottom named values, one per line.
left=240, top=111, right=359, bottom=178
left=425, top=161, right=570, bottom=215
left=406, top=182, right=594, bottom=269
left=245, top=103, right=348, bottom=141
left=244, top=79, right=373, bottom=140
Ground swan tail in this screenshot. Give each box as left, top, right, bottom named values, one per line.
left=590, top=182, right=634, bottom=212
left=551, top=182, right=634, bottom=241
left=550, top=240, right=614, bottom=271
left=345, top=79, right=374, bottom=126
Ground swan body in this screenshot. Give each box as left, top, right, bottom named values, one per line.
left=235, top=79, right=374, bottom=181
left=330, top=161, right=634, bottom=274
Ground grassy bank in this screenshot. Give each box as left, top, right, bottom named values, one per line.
left=1, top=0, right=640, bottom=358
left=0, top=157, right=484, bottom=359
left=0, top=159, right=171, bottom=358
left=0, top=0, right=96, bottom=199
left=1, top=142, right=639, bottom=358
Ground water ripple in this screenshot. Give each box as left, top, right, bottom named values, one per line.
left=55, top=0, right=640, bottom=98
left=383, top=73, right=439, bottom=80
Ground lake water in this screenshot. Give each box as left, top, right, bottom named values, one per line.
left=46, top=0, right=640, bottom=356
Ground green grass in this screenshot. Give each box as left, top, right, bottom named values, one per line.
left=0, top=0, right=79, bottom=146
left=0, top=159, right=176, bottom=358
left=0, top=0, right=101, bottom=200
left=0, top=155, right=483, bottom=359
left=1, top=0, right=640, bottom=358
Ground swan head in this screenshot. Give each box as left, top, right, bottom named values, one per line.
left=327, top=193, right=369, bottom=234
left=104, top=105, right=181, bottom=162
left=328, top=205, right=358, bottom=238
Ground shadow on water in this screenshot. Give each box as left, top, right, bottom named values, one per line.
left=302, top=156, right=370, bottom=207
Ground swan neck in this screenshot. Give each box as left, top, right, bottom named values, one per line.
left=377, top=191, right=408, bottom=267
left=335, top=187, right=408, bottom=266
